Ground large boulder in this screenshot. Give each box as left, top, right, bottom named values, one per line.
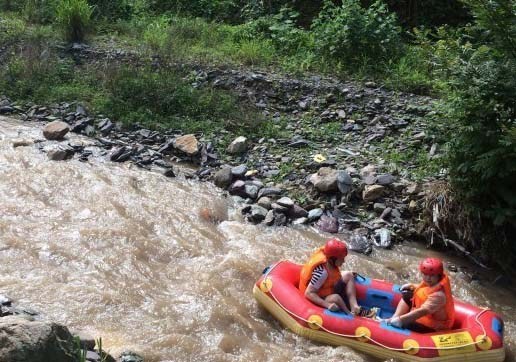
left=0, top=316, right=76, bottom=362
left=310, top=167, right=338, bottom=192
left=174, top=134, right=199, bottom=156
left=226, top=136, right=248, bottom=154
left=43, top=121, right=70, bottom=141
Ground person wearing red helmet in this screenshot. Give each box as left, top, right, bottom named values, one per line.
left=384, top=257, right=455, bottom=331
left=299, top=238, right=361, bottom=314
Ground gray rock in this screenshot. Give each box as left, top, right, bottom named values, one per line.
left=231, top=164, right=247, bottom=178
left=0, top=106, right=14, bottom=113
left=119, top=351, right=144, bottom=362
left=213, top=167, right=232, bottom=189
left=109, top=146, right=133, bottom=162
left=98, top=119, right=114, bottom=134
left=360, top=164, right=376, bottom=178
left=405, top=183, right=421, bottom=195
left=257, top=197, right=272, bottom=210
left=0, top=316, right=76, bottom=362
left=276, top=197, right=294, bottom=208
left=163, top=169, right=176, bottom=178
left=288, top=204, right=308, bottom=219
left=293, top=217, right=308, bottom=225
left=249, top=205, right=268, bottom=222
left=257, top=187, right=282, bottom=199
left=227, top=136, right=248, bottom=154
left=307, top=208, right=324, bottom=221
left=229, top=180, right=246, bottom=196
left=364, top=175, right=377, bottom=185
left=391, top=208, right=402, bottom=219
left=264, top=210, right=275, bottom=226
left=48, top=146, right=74, bottom=161
left=86, top=350, right=101, bottom=361
left=271, top=203, right=288, bottom=213
left=0, top=294, right=12, bottom=306
left=43, top=121, right=70, bottom=140
left=336, top=170, right=352, bottom=194
left=273, top=213, right=288, bottom=226
left=288, top=139, right=309, bottom=148
left=244, top=183, right=260, bottom=199
left=316, top=214, right=339, bottom=233
left=373, top=203, right=386, bottom=212
left=380, top=207, right=392, bottom=220
left=12, top=139, right=34, bottom=148
left=373, top=228, right=393, bottom=248
left=347, top=231, right=373, bottom=254
left=377, top=173, right=395, bottom=185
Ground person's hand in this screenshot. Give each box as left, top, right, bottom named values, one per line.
left=351, top=306, right=361, bottom=315
left=327, top=303, right=339, bottom=312
left=400, top=283, right=414, bottom=291
left=387, top=316, right=402, bottom=328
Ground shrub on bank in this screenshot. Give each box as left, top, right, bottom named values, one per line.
left=411, top=0, right=516, bottom=268
left=311, top=0, right=402, bottom=71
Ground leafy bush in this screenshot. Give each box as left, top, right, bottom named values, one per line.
left=312, top=0, right=402, bottom=70
left=265, top=7, right=312, bottom=55
left=421, top=0, right=516, bottom=267
left=55, top=0, right=93, bottom=42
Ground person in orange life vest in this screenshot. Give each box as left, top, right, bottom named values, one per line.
left=384, top=257, right=455, bottom=331
left=299, top=238, right=361, bottom=314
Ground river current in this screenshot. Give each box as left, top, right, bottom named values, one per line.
left=0, top=117, right=514, bottom=361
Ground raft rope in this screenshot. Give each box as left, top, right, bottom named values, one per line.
left=262, top=260, right=490, bottom=352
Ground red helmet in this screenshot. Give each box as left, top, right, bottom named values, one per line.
left=323, top=238, right=348, bottom=259
left=419, top=258, right=444, bottom=276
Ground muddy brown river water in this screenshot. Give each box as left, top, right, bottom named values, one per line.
left=0, top=117, right=514, bottom=361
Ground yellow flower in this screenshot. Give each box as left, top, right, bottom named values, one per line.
left=313, top=154, right=326, bottom=163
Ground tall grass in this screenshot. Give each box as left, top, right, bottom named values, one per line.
left=55, top=0, right=93, bottom=42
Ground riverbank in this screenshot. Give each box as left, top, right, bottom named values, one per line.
left=0, top=40, right=444, bottom=255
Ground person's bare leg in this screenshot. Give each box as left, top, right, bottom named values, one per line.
left=326, top=294, right=351, bottom=313
left=342, top=271, right=360, bottom=314
left=392, top=298, right=411, bottom=318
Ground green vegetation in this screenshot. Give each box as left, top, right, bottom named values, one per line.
left=55, top=0, right=92, bottom=41
left=312, top=0, right=402, bottom=72
left=0, top=0, right=514, bottom=269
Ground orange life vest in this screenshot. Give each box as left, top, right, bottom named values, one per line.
left=299, top=247, right=342, bottom=298
left=413, top=273, right=455, bottom=330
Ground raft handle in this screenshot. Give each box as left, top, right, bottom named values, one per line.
left=354, top=273, right=367, bottom=282
left=370, top=293, right=389, bottom=300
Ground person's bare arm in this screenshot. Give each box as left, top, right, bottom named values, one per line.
left=398, top=307, right=430, bottom=325
left=305, top=285, right=337, bottom=311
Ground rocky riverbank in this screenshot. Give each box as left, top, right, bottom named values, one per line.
left=0, top=42, right=443, bottom=256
